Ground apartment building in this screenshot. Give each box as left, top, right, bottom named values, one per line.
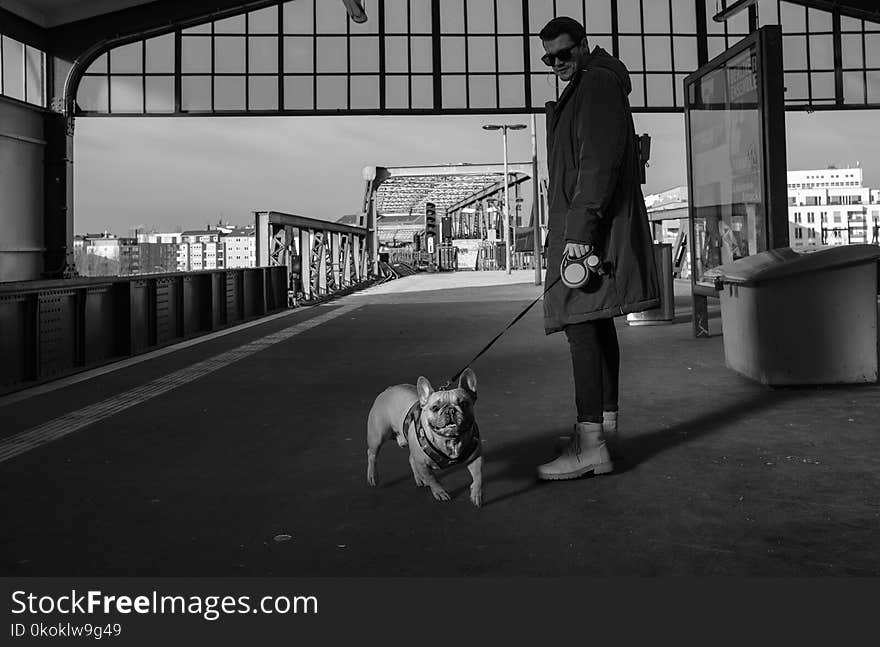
left=137, top=232, right=183, bottom=245
left=177, top=243, right=190, bottom=272
left=76, top=224, right=257, bottom=275
left=223, top=227, right=257, bottom=269
left=138, top=243, right=179, bottom=274
left=179, top=229, right=222, bottom=271
left=787, top=167, right=880, bottom=248
left=74, top=233, right=139, bottom=276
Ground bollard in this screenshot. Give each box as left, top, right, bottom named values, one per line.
left=627, top=243, right=674, bottom=326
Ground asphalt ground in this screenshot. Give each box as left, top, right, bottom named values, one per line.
left=1, top=274, right=878, bottom=576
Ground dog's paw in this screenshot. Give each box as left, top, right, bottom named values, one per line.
left=430, top=487, right=451, bottom=502
left=413, top=475, right=425, bottom=487
left=367, top=470, right=378, bottom=487
left=470, top=489, right=482, bottom=508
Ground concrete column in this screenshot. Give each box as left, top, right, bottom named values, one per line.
left=254, top=211, right=271, bottom=267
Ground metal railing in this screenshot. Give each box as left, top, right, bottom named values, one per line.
left=0, top=266, right=287, bottom=395
left=255, top=211, right=375, bottom=306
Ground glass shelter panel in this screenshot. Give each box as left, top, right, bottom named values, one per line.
left=687, top=45, right=766, bottom=290
left=684, top=26, right=789, bottom=341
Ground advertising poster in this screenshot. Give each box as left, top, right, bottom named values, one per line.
left=687, top=41, right=766, bottom=286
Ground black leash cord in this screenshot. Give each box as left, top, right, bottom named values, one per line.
left=441, top=274, right=562, bottom=390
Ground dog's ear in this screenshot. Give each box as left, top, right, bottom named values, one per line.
left=458, top=368, right=477, bottom=400
left=417, top=376, right=434, bottom=406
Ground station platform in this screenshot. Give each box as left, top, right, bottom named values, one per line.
left=1, top=271, right=877, bottom=576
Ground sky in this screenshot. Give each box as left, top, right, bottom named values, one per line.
left=74, top=109, right=880, bottom=236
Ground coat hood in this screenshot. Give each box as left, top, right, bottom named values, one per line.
left=587, top=46, right=632, bottom=96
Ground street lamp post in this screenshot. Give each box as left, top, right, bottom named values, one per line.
left=483, top=123, right=526, bottom=275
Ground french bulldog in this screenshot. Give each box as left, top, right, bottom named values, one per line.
left=366, top=368, right=483, bottom=507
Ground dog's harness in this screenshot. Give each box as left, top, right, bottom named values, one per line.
left=403, top=401, right=481, bottom=470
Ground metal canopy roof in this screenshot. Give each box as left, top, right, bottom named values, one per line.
left=0, top=0, right=282, bottom=58
left=3, top=0, right=878, bottom=61
left=785, top=1, right=879, bottom=22
left=0, top=0, right=154, bottom=28
left=3, top=0, right=880, bottom=116
left=373, top=164, right=533, bottom=217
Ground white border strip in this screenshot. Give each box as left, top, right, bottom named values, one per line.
left=0, top=304, right=361, bottom=465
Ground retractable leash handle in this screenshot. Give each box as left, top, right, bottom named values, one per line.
left=560, top=249, right=601, bottom=289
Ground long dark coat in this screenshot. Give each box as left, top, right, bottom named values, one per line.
left=543, top=46, right=660, bottom=334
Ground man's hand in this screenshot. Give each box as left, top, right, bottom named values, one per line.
left=564, top=242, right=593, bottom=259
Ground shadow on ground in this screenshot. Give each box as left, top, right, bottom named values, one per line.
left=481, top=386, right=811, bottom=506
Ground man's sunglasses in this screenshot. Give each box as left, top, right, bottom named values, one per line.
left=541, top=42, right=582, bottom=67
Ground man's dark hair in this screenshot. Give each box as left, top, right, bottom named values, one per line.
left=539, top=16, right=587, bottom=43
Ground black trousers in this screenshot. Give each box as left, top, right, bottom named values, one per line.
left=563, top=318, right=620, bottom=424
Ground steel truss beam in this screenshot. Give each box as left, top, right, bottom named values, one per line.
left=255, top=210, right=370, bottom=305
left=370, top=163, right=533, bottom=217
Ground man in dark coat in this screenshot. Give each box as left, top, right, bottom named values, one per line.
left=536, top=16, right=660, bottom=481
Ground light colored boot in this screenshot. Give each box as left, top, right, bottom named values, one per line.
left=556, top=411, right=619, bottom=456
left=538, top=422, right=614, bottom=480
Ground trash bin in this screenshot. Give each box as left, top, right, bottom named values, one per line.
left=705, top=245, right=880, bottom=386
left=627, top=243, right=675, bottom=326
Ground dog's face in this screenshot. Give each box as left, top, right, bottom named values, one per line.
left=416, top=368, right=477, bottom=457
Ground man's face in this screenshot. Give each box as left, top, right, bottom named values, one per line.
left=541, top=34, right=588, bottom=83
